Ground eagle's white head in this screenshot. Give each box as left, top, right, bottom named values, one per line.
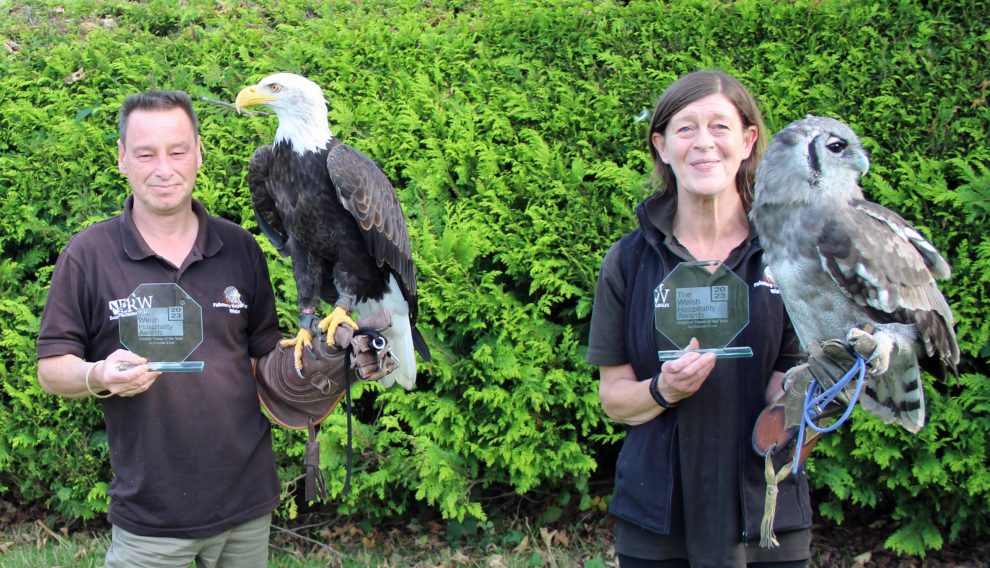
left=235, top=72, right=332, bottom=155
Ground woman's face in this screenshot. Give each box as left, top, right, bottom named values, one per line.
left=652, top=93, right=757, bottom=200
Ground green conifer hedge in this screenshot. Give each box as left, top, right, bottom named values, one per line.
left=1, top=0, right=987, bottom=554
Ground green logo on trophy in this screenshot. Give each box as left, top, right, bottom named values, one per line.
left=118, top=283, right=205, bottom=372
left=655, top=260, right=752, bottom=361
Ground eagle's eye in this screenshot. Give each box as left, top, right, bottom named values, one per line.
left=269, top=84, right=282, bottom=93
left=825, top=137, right=847, bottom=154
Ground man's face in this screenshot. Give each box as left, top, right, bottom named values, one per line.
left=117, top=107, right=202, bottom=217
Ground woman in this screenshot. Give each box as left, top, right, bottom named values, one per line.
left=587, top=71, right=810, bottom=567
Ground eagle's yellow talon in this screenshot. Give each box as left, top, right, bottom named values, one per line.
left=279, top=328, right=315, bottom=370
left=318, top=306, right=358, bottom=346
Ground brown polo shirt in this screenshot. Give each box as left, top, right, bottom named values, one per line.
left=37, top=196, right=283, bottom=538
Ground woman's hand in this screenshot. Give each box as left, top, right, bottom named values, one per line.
left=655, top=337, right=716, bottom=405
left=599, top=338, right=715, bottom=425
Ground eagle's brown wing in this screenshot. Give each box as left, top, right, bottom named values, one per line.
left=326, top=141, right=417, bottom=317
left=247, top=144, right=289, bottom=256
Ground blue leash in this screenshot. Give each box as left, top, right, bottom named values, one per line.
left=791, top=354, right=867, bottom=474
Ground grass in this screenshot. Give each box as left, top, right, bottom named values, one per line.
left=5, top=506, right=987, bottom=567
left=1, top=520, right=106, bottom=568
left=0, top=515, right=615, bottom=568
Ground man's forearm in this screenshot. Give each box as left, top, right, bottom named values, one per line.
left=38, top=354, right=99, bottom=399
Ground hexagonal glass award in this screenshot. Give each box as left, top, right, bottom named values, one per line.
left=655, top=260, right=752, bottom=361
left=117, top=283, right=205, bottom=372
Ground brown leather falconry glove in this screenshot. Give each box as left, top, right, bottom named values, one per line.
left=753, top=328, right=875, bottom=548
left=256, top=310, right=399, bottom=501
left=753, top=331, right=873, bottom=467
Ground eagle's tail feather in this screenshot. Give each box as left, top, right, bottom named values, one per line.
left=357, top=279, right=418, bottom=390
left=412, top=325, right=431, bottom=362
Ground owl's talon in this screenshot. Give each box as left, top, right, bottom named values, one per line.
left=847, top=327, right=892, bottom=375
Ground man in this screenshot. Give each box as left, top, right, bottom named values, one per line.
left=37, top=90, right=282, bottom=567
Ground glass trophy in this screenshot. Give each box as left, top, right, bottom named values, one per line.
left=117, top=283, right=205, bottom=372
left=655, top=260, right=752, bottom=361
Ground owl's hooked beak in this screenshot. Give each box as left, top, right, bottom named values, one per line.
left=850, top=149, right=870, bottom=175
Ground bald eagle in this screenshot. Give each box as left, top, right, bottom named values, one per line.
left=235, top=72, right=430, bottom=389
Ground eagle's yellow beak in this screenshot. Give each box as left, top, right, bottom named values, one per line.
left=234, top=86, right=276, bottom=113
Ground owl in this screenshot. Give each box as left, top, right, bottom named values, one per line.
left=750, top=115, right=959, bottom=433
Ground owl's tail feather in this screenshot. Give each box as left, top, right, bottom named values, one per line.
left=859, top=334, right=926, bottom=433
left=860, top=372, right=925, bottom=433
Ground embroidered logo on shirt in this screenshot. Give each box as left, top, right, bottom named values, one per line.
left=212, top=286, right=247, bottom=313
left=753, top=266, right=781, bottom=294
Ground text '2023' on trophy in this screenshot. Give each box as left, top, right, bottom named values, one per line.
left=116, top=282, right=205, bottom=372
left=654, top=260, right=752, bottom=361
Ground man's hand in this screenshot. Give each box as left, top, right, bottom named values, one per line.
left=97, top=349, right=162, bottom=397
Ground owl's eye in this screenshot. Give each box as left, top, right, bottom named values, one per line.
left=825, top=137, right=847, bottom=154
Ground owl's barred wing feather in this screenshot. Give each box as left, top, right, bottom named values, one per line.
left=818, top=201, right=944, bottom=313
left=816, top=201, right=958, bottom=378
left=852, top=202, right=958, bottom=375
left=853, top=201, right=951, bottom=280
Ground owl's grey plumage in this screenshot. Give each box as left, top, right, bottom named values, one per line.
left=750, top=115, right=959, bottom=433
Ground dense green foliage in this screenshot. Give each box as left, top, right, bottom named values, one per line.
left=1, top=0, right=988, bottom=555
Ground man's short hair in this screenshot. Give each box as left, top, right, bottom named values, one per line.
left=118, top=90, right=199, bottom=143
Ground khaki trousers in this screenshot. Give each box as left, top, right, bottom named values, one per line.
left=103, top=512, right=271, bottom=568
